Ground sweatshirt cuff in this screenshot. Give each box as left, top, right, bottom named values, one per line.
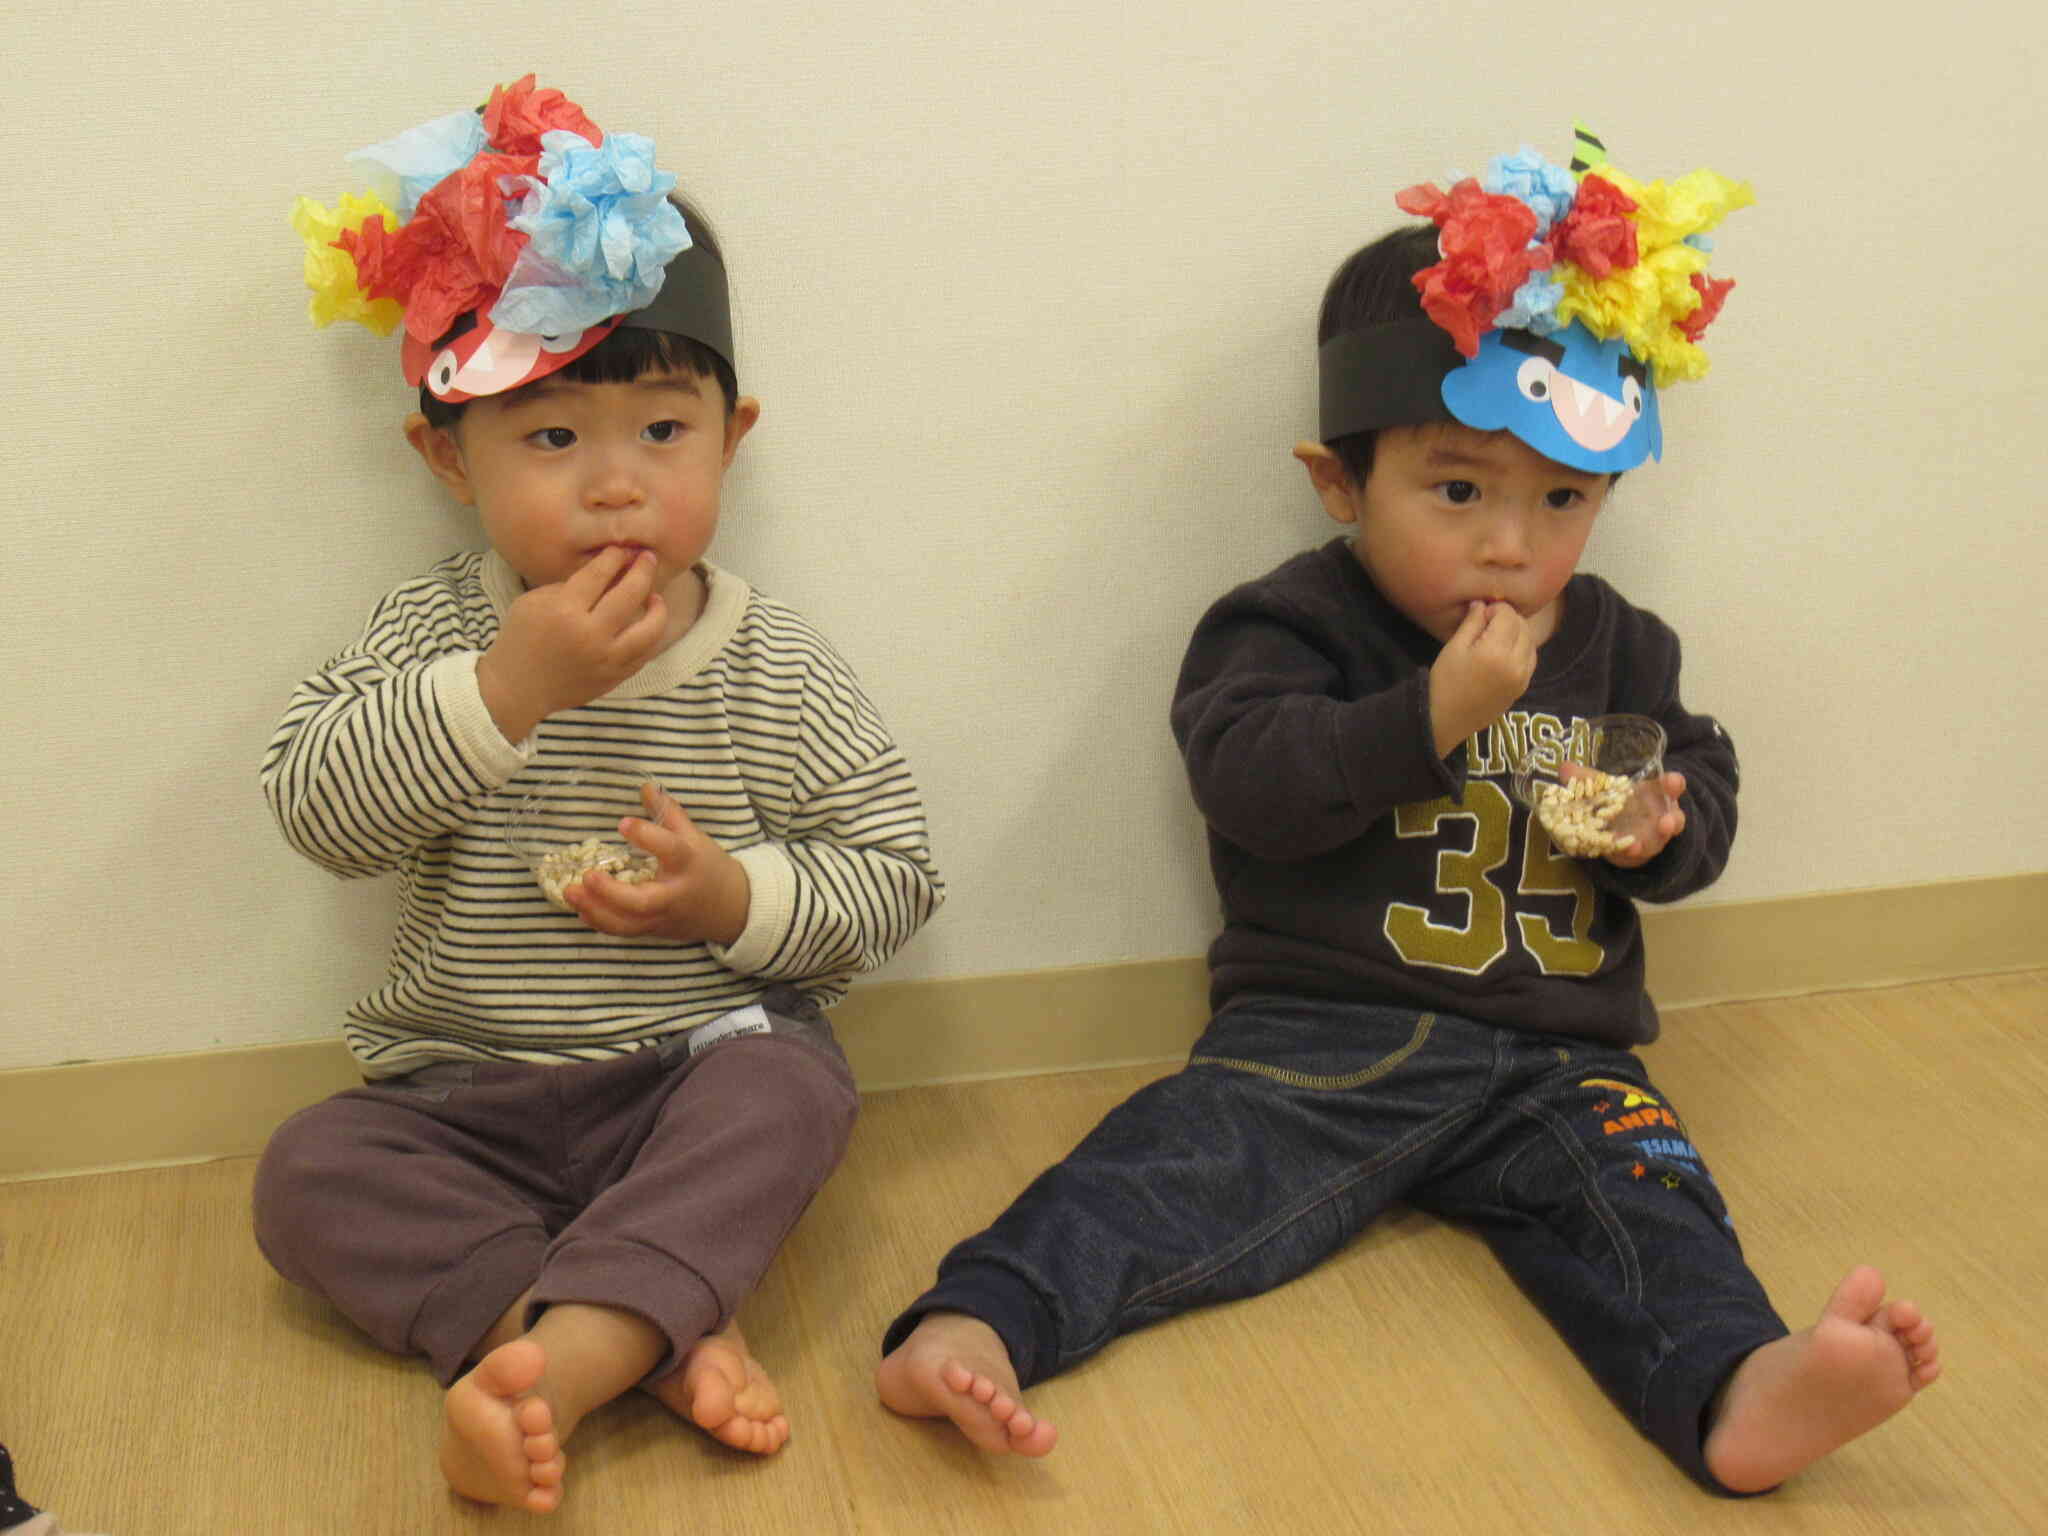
left=1334, top=668, right=1463, bottom=812
left=428, top=652, right=534, bottom=784
left=710, top=842, right=799, bottom=976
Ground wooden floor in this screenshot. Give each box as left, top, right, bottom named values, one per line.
left=4, top=971, right=2044, bottom=1534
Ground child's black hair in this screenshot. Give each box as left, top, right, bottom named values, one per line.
left=419, top=195, right=738, bottom=430
left=1315, top=224, right=1441, bottom=487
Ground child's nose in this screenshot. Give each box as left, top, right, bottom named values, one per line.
left=582, top=449, right=643, bottom=509
left=1478, top=512, right=1531, bottom=564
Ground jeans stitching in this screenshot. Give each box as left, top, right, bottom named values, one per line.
left=1511, top=1093, right=1676, bottom=1422
left=1515, top=1095, right=1644, bottom=1302
left=1188, top=1013, right=1436, bottom=1091
left=1117, top=1099, right=1478, bottom=1320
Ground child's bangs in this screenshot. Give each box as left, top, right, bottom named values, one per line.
left=560, top=328, right=736, bottom=409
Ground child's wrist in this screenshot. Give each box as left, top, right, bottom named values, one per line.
left=704, top=850, right=752, bottom=948
left=476, top=649, right=545, bottom=744
left=1427, top=685, right=1481, bottom=759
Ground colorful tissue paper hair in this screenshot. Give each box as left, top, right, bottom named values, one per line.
left=290, top=193, right=403, bottom=335
left=1398, top=129, right=1753, bottom=387
left=291, top=76, right=697, bottom=401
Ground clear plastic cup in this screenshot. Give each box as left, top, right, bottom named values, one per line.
left=1510, top=714, right=1669, bottom=857
left=502, top=765, right=665, bottom=910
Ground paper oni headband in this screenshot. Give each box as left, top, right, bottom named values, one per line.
left=292, top=76, right=732, bottom=403
left=1318, top=126, right=1754, bottom=473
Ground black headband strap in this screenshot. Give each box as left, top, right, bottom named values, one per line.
left=1316, top=317, right=1462, bottom=441
left=619, top=238, right=735, bottom=375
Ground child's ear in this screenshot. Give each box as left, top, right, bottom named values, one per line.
left=1293, top=440, right=1360, bottom=526
left=721, top=396, right=761, bottom=468
left=404, top=413, right=475, bottom=505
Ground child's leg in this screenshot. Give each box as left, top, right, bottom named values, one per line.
left=1417, top=1042, right=1938, bottom=1494
left=273, top=997, right=851, bottom=1509
left=251, top=1066, right=559, bottom=1382
left=254, top=1068, right=581, bottom=1510
left=880, top=998, right=1495, bottom=1452
left=509, top=995, right=857, bottom=1457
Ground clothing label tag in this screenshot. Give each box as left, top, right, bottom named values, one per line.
left=687, top=1003, right=772, bottom=1058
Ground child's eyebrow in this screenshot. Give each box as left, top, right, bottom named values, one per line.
left=631, top=374, right=704, bottom=396
left=508, top=373, right=706, bottom=407
left=1421, top=445, right=1503, bottom=470
left=1422, top=441, right=1603, bottom=485
left=503, top=379, right=575, bottom=407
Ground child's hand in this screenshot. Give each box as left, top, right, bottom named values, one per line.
left=563, top=781, right=752, bottom=946
left=477, top=547, right=669, bottom=742
left=1603, top=770, right=1688, bottom=868
left=1430, top=601, right=1536, bottom=757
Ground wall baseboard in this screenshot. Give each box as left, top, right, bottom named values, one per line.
left=4, top=873, right=2040, bottom=1184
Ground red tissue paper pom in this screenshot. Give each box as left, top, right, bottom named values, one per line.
left=1396, top=180, right=1550, bottom=357
left=338, top=154, right=536, bottom=343
left=1552, top=175, right=1639, bottom=280
left=484, top=75, right=604, bottom=157
left=1678, top=272, right=1735, bottom=342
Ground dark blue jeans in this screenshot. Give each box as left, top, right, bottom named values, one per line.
left=884, top=994, right=1788, bottom=1494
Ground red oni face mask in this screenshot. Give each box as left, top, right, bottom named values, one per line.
left=401, top=308, right=624, bottom=404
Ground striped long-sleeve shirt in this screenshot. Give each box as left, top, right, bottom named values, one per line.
left=262, top=550, right=943, bottom=1075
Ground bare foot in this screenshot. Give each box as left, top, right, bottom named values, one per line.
left=439, top=1338, right=567, bottom=1513
left=645, top=1322, right=791, bottom=1455
left=1705, top=1265, right=1942, bottom=1493
left=876, top=1311, right=1058, bottom=1456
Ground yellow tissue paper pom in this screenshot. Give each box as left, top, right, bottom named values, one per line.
left=291, top=193, right=403, bottom=335
left=1555, top=163, right=1755, bottom=386
left=1597, top=166, right=1755, bottom=253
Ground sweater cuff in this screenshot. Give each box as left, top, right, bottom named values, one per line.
left=1333, top=667, right=1462, bottom=812
left=710, top=842, right=799, bottom=976
left=428, top=652, right=534, bottom=784
left=1588, top=830, right=1702, bottom=905
left=1413, top=669, right=1467, bottom=799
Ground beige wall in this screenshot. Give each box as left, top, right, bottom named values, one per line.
left=2, top=2, right=2043, bottom=1071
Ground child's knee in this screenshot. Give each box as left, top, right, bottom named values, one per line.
left=251, top=1111, right=316, bottom=1262
left=250, top=1100, right=374, bottom=1275
left=709, top=1037, right=859, bottom=1167
left=775, top=1041, right=860, bottom=1162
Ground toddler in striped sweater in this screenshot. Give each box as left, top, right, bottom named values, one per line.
left=262, top=80, right=942, bottom=1513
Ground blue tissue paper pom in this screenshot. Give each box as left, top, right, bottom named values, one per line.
left=493, top=131, right=691, bottom=334
left=1484, top=148, right=1578, bottom=237
left=1495, top=272, right=1565, bottom=334
left=347, top=110, right=488, bottom=222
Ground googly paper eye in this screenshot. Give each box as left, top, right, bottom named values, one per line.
left=539, top=331, right=585, bottom=354
left=1516, top=355, right=1552, bottom=402
left=1621, top=375, right=1644, bottom=415
left=428, top=348, right=461, bottom=398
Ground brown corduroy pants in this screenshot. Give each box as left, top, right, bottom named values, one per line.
left=252, top=989, right=857, bottom=1384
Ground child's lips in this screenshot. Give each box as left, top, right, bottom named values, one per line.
left=585, top=543, right=655, bottom=590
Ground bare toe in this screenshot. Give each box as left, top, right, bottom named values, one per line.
left=441, top=1339, right=566, bottom=1510
left=646, top=1324, right=791, bottom=1456
left=877, top=1314, right=1057, bottom=1457
left=1705, top=1267, right=1936, bottom=1493
left=1827, top=1264, right=1887, bottom=1322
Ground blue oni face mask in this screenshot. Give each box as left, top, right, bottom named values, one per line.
left=1441, top=320, right=1661, bottom=473
left=1315, top=314, right=1663, bottom=476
